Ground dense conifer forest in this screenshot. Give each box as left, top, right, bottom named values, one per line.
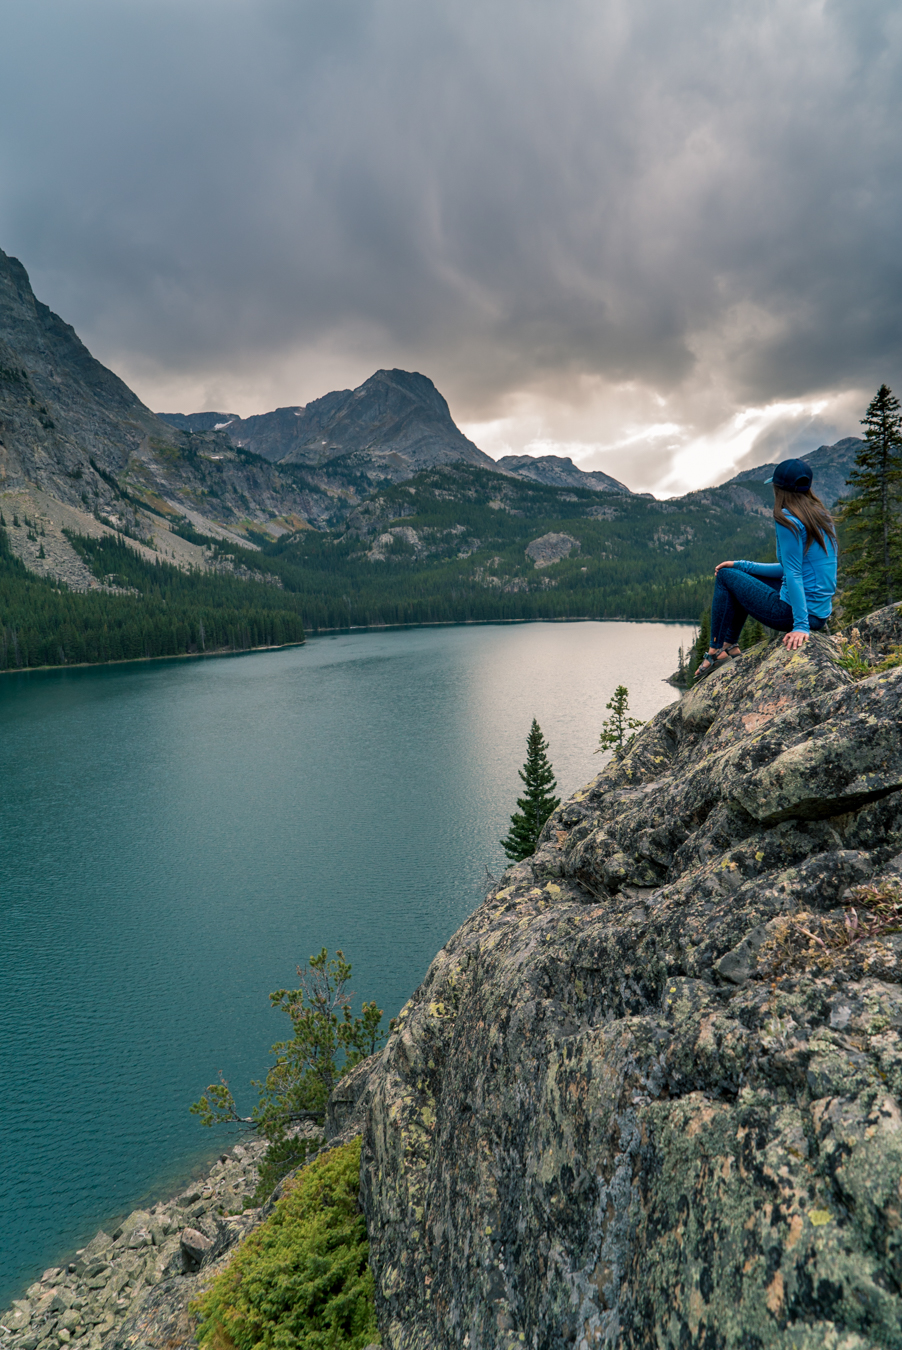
left=0, top=528, right=305, bottom=671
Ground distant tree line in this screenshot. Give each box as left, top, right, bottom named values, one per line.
left=208, top=470, right=776, bottom=632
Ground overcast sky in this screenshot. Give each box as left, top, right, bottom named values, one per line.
left=1, top=0, right=900, bottom=494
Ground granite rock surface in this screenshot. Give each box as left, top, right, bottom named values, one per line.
left=361, top=624, right=902, bottom=1349
left=524, top=532, right=581, bottom=568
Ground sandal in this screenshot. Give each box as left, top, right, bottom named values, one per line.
left=723, top=645, right=743, bottom=660
left=694, top=647, right=731, bottom=680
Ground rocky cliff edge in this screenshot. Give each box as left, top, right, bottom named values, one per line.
left=361, top=612, right=902, bottom=1349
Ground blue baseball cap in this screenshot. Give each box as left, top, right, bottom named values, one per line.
left=764, top=457, right=813, bottom=491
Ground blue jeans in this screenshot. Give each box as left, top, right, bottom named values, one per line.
left=710, top=568, right=826, bottom=648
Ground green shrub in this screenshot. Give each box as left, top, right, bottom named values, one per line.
left=193, top=1137, right=379, bottom=1350
left=251, top=1135, right=323, bottom=1207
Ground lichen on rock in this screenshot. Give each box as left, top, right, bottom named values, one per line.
left=360, top=622, right=902, bottom=1348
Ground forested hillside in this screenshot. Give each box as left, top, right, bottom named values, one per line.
left=1, top=462, right=778, bottom=670
left=198, top=465, right=776, bottom=630
left=0, top=528, right=304, bottom=671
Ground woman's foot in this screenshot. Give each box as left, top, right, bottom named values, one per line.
left=723, top=644, right=742, bottom=659
left=695, top=647, right=731, bottom=679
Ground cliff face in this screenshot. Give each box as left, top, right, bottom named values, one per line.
left=361, top=616, right=902, bottom=1349
left=0, top=247, right=161, bottom=504
left=0, top=247, right=339, bottom=538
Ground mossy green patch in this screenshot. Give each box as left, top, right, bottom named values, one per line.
left=193, top=1137, right=379, bottom=1350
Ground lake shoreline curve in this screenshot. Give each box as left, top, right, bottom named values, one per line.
left=0, top=640, right=306, bottom=679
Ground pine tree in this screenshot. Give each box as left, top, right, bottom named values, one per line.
left=595, top=685, right=645, bottom=757
left=740, top=617, right=766, bottom=648
left=501, top=719, right=561, bottom=861
left=837, top=384, right=902, bottom=615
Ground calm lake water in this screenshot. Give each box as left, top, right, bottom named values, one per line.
left=0, top=619, right=693, bottom=1303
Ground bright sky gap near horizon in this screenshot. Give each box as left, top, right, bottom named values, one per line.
left=0, top=1, right=899, bottom=496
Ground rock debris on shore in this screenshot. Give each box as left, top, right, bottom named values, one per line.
left=0, top=1138, right=267, bottom=1350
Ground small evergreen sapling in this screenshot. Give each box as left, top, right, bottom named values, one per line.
left=501, top=718, right=561, bottom=861
left=595, top=685, right=645, bottom=758
left=688, top=610, right=711, bottom=681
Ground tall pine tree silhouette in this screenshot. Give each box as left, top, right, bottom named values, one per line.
left=838, top=384, right=902, bottom=615
left=501, top=719, right=561, bottom=861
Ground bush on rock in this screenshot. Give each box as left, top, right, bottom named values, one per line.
left=193, top=1137, right=378, bottom=1350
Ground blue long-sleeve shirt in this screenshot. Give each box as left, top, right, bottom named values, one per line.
left=733, top=510, right=837, bottom=632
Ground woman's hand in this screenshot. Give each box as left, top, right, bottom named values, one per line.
left=714, top=560, right=734, bottom=573
left=782, top=630, right=809, bottom=651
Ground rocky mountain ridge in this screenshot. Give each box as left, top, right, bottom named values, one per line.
left=160, top=369, right=496, bottom=483
left=728, top=438, right=863, bottom=509
left=0, top=247, right=348, bottom=559
left=159, top=385, right=634, bottom=497
left=3, top=245, right=648, bottom=592
left=495, top=453, right=631, bottom=495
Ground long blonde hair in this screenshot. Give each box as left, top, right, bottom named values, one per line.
left=773, top=487, right=837, bottom=555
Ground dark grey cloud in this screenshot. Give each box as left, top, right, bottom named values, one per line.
left=0, top=0, right=899, bottom=490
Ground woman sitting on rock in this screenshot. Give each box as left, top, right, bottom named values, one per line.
left=695, top=457, right=838, bottom=678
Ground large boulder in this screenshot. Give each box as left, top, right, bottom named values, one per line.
left=851, top=601, right=902, bottom=652
left=361, top=627, right=902, bottom=1348
left=525, top=532, right=580, bottom=568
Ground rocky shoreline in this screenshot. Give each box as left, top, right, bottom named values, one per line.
left=0, top=1136, right=269, bottom=1350
left=0, top=1065, right=375, bottom=1350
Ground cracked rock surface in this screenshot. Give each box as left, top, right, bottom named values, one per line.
left=361, top=622, right=902, bottom=1349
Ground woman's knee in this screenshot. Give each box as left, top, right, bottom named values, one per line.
left=715, top=568, right=741, bottom=596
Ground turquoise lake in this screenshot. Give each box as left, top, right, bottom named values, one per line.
left=0, top=619, right=694, bottom=1304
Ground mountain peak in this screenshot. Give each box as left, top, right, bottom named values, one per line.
left=164, top=368, right=496, bottom=482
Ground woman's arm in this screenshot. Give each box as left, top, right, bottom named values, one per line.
left=728, top=559, right=783, bottom=578
left=715, top=559, right=783, bottom=577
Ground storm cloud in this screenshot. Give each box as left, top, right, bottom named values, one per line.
left=0, top=0, right=899, bottom=492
